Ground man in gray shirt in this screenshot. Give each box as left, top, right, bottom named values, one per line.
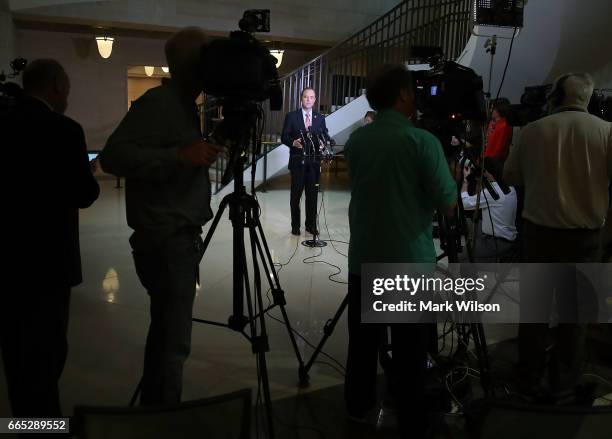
left=100, top=27, right=224, bottom=405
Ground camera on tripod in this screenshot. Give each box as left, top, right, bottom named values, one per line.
left=201, top=10, right=282, bottom=110
left=507, top=84, right=612, bottom=127
left=413, top=60, right=486, bottom=122
left=200, top=9, right=282, bottom=184
left=506, top=84, right=550, bottom=127
left=413, top=60, right=487, bottom=159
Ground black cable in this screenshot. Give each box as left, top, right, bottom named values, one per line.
left=266, top=312, right=346, bottom=373
left=492, top=27, right=518, bottom=105
left=314, top=360, right=346, bottom=377
left=321, top=191, right=348, bottom=258
left=322, top=239, right=350, bottom=245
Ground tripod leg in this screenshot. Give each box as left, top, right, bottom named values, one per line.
left=247, top=210, right=275, bottom=438
left=251, top=218, right=307, bottom=377
left=228, top=196, right=250, bottom=329
left=257, top=350, right=275, bottom=438
left=300, top=293, right=349, bottom=386
left=470, top=323, right=492, bottom=397
left=201, top=194, right=231, bottom=252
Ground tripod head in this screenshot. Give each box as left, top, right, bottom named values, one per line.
left=208, top=100, right=262, bottom=186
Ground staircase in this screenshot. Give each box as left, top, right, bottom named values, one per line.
left=211, top=0, right=474, bottom=194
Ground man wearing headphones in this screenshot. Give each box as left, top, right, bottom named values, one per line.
left=505, top=73, right=612, bottom=398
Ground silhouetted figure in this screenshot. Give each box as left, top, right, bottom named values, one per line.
left=505, top=72, right=612, bottom=399
left=344, top=64, right=457, bottom=438
left=1, top=59, right=99, bottom=419
left=100, top=28, right=224, bottom=405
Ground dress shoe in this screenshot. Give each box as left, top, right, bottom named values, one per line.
left=291, top=227, right=300, bottom=236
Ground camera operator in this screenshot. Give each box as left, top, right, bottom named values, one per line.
left=461, top=157, right=518, bottom=261
left=1, top=59, right=99, bottom=419
left=99, top=27, right=225, bottom=406
left=344, top=64, right=456, bottom=438
left=281, top=87, right=328, bottom=235
left=504, top=72, right=612, bottom=398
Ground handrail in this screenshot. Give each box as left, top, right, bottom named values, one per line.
left=208, top=0, right=474, bottom=193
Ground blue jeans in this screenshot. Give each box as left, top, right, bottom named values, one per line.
left=132, top=230, right=204, bottom=405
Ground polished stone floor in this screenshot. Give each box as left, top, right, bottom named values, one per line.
left=0, top=171, right=357, bottom=415
left=1, top=169, right=610, bottom=438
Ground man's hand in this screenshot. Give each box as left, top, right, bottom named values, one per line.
left=178, top=140, right=226, bottom=167
left=292, top=138, right=303, bottom=148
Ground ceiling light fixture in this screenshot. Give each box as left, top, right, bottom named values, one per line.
left=95, top=36, right=114, bottom=59
left=269, top=49, right=284, bottom=68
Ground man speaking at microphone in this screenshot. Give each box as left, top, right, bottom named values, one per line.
left=281, top=87, right=329, bottom=236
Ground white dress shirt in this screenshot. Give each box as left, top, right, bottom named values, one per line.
left=462, top=181, right=518, bottom=241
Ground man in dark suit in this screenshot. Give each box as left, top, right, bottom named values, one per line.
left=281, top=87, right=329, bottom=235
left=1, top=59, right=99, bottom=419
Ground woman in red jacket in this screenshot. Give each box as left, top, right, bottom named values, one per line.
left=485, top=98, right=513, bottom=162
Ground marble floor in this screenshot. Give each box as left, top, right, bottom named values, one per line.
left=0, top=171, right=358, bottom=416
left=1, top=169, right=610, bottom=438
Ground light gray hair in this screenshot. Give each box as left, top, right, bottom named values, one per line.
left=556, top=72, right=594, bottom=109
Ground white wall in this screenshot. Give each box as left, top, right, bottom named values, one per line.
left=16, top=28, right=166, bottom=150
left=459, top=0, right=612, bottom=103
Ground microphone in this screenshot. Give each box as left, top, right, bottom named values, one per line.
left=298, top=129, right=308, bottom=156
left=306, top=126, right=317, bottom=156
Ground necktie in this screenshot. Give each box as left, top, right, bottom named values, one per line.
left=305, top=113, right=311, bottom=129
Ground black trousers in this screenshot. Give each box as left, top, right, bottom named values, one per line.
left=518, top=219, right=601, bottom=393
left=290, top=162, right=320, bottom=230
left=1, top=287, right=71, bottom=418
left=345, top=273, right=430, bottom=438
left=132, top=230, right=205, bottom=405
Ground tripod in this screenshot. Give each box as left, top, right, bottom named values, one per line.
left=436, top=195, right=493, bottom=398
left=192, top=139, right=306, bottom=438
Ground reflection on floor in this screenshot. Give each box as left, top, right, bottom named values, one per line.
left=0, top=169, right=610, bottom=438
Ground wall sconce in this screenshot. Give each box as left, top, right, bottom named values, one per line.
left=95, top=36, right=114, bottom=59
left=269, top=49, right=284, bottom=68
left=144, top=66, right=154, bottom=76
left=161, top=66, right=169, bottom=73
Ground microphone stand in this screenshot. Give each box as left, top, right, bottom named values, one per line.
left=300, top=127, right=328, bottom=248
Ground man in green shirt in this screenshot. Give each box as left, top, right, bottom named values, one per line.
left=344, top=64, right=456, bottom=437
left=100, top=28, right=224, bottom=405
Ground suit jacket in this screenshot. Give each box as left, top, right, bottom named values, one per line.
left=281, top=108, right=329, bottom=170
left=3, top=96, right=100, bottom=288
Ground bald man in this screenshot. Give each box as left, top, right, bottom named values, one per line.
left=100, top=27, right=224, bottom=405
left=1, top=59, right=99, bottom=419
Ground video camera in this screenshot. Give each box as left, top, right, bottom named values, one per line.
left=506, top=84, right=550, bottom=126
left=507, top=84, right=612, bottom=126
left=589, top=90, right=612, bottom=122
left=200, top=10, right=283, bottom=184
left=413, top=60, right=487, bottom=160
left=413, top=61, right=486, bottom=123
left=201, top=9, right=282, bottom=111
